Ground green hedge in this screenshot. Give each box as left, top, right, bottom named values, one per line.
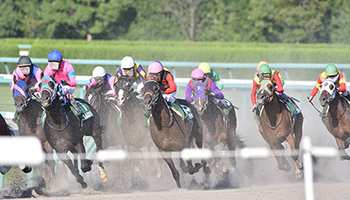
left=1, top=38, right=350, bottom=76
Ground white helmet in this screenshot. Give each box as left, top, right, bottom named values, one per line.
left=93, top=66, right=106, bottom=77
left=121, top=56, right=135, bottom=69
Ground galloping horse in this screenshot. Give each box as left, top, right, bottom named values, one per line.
left=142, top=80, right=210, bottom=188
left=192, top=81, right=245, bottom=173
left=114, top=76, right=160, bottom=176
left=13, top=78, right=55, bottom=192
left=318, top=77, right=350, bottom=160
left=0, top=109, right=14, bottom=175
left=256, top=78, right=303, bottom=179
left=84, top=83, right=125, bottom=149
left=38, top=76, right=107, bottom=189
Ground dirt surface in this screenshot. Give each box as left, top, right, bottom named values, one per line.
left=3, top=89, right=350, bottom=199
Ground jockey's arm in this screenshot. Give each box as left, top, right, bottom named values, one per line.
left=209, top=81, right=224, bottom=99
left=337, top=73, right=346, bottom=92
left=273, top=72, right=284, bottom=93
left=251, top=81, right=258, bottom=105
left=164, top=73, right=176, bottom=94
left=184, top=83, right=193, bottom=102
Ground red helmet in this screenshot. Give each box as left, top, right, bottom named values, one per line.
left=191, top=68, right=204, bottom=79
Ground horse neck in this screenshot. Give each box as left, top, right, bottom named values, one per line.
left=19, top=99, right=41, bottom=124
left=151, top=95, right=172, bottom=123
left=200, top=97, right=219, bottom=121
left=262, top=93, right=282, bottom=115
left=329, top=93, right=347, bottom=116
left=46, top=98, right=65, bottom=116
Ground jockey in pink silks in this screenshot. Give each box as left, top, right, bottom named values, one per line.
left=44, top=50, right=82, bottom=115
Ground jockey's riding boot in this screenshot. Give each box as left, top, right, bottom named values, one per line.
left=69, top=96, right=83, bottom=116
left=345, top=93, right=350, bottom=102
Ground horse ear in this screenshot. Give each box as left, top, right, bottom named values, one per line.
left=13, top=75, right=17, bottom=84
left=24, top=75, right=30, bottom=85
left=38, top=82, right=42, bottom=90
left=48, top=81, right=55, bottom=90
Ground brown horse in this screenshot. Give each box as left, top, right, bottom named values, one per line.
left=84, top=83, right=126, bottom=149
left=13, top=78, right=55, bottom=193
left=0, top=109, right=15, bottom=175
left=192, top=81, right=245, bottom=174
left=142, top=80, right=210, bottom=188
left=39, top=76, right=107, bottom=189
left=114, top=76, right=161, bottom=177
left=318, top=78, right=350, bottom=160
left=256, top=77, right=303, bottom=179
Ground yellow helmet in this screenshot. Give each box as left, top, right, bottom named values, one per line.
left=257, top=61, right=268, bottom=71
left=198, top=62, right=211, bottom=73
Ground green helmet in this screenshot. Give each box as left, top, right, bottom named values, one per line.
left=258, top=64, right=271, bottom=75
left=198, top=62, right=211, bottom=73
left=325, top=64, right=338, bottom=76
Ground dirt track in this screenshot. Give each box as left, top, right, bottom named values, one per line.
left=3, top=89, right=350, bottom=199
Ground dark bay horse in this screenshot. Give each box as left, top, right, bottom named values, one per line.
left=13, top=78, right=55, bottom=192
left=38, top=76, right=107, bottom=189
left=114, top=76, right=160, bottom=177
left=256, top=78, right=303, bottom=179
left=0, top=110, right=14, bottom=175
left=192, top=81, right=245, bottom=174
left=142, top=80, right=210, bottom=188
left=318, top=77, right=350, bottom=161
left=84, top=83, right=126, bottom=149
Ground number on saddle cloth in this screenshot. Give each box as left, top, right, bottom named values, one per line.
left=69, top=100, right=93, bottom=121
left=277, top=95, right=301, bottom=118
left=168, top=102, right=194, bottom=122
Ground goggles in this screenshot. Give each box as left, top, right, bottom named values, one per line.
left=49, top=62, right=60, bottom=70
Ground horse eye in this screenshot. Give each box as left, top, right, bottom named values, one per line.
left=329, top=84, right=334, bottom=90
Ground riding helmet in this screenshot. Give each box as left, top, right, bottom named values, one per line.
left=48, top=50, right=63, bottom=62
left=121, top=56, right=135, bottom=69
left=198, top=62, right=211, bottom=73
left=325, top=64, right=338, bottom=76
left=258, top=64, right=271, bottom=75
left=18, top=56, right=32, bottom=67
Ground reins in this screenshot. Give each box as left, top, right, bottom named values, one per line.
left=148, top=90, right=174, bottom=128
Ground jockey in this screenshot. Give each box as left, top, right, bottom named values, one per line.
left=254, top=61, right=285, bottom=85
left=185, top=68, right=224, bottom=103
left=147, top=61, right=177, bottom=103
left=44, top=50, right=82, bottom=115
left=88, top=66, right=115, bottom=97
left=115, top=56, right=147, bottom=93
left=198, top=62, right=224, bottom=90
left=307, top=64, right=350, bottom=102
left=11, top=56, right=43, bottom=94
left=251, top=64, right=286, bottom=110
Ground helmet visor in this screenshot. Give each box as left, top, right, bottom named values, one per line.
left=49, top=62, right=59, bottom=70
left=20, top=66, right=30, bottom=75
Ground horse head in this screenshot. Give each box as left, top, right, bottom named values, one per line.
left=318, top=76, right=339, bottom=107
left=257, top=77, right=275, bottom=105
left=13, top=79, right=30, bottom=113
left=85, top=84, right=110, bottom=109
left=114, top=76, right=134, bottom=106
left=38, top=76, right=57, bottom=108
left=192, top=80, right=212, bottom=115
left=142, top=80, right=161, bottom=111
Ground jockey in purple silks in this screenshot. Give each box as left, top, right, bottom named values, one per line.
left=88, top=66, right=115, bottom=97
left=11, top=56, right=43, bottom=94
left=185, top=68, right=224, bottom=103
left=44, top=50, right=82, bottom=115
left=115, top=56, right=147, bottom=94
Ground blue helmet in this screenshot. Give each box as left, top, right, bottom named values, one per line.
left=48, top=50, right=62, bottom=62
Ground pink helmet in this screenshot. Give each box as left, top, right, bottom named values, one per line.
left=148, top=61, right=163, bottom=73
left=191, top=68, right=204, bottom=79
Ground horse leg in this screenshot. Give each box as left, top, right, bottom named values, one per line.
left=269, top=143, right=291, bottom=172
left=285, top=133, right=303, bottom=179
left=146, top=146, right=158, bottom=177
left=90, top=124, right=108, bottom=183
left=76, top=142, right=92, bottom=173
left=160, top=151, right=181, bottom=188
left=335, top=138, right=350, bottom=161
left=57, top=153, right=87, bottom=189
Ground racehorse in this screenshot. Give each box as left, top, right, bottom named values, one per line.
left=38, top=76, right=107, bottom=189
left=84, top=83, right=126, bottom=149
left=0, top=108, right=15, bottom=175
left=142, top=80, right=210, bottom=188
left=13, top=78, right=55, bottom=193
left=192, top=81, right=245, bottom=174
left=256, top=78, right=303, bottom=179
left=318, top=77, right=350, bottom=161
left=114, top=76, right=161, bottom=177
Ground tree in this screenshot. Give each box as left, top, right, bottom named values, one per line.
left=0, top=0, right=22, bottom=38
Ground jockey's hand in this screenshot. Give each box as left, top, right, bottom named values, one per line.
left=252, top=104, right=257, bottom=112
left=61, top=80, right=69, bottom=86
left=307, top=96, right=313, bottom=102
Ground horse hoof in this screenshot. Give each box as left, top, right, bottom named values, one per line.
left=295, top=172, right=303, bottom=179
left=204, top=166, right=211, bottom=174
left=20, top=165, right=32, bottom=173
left=101, top=176, right=108, bottom=183
left=81, top=182, right=88, bottom=189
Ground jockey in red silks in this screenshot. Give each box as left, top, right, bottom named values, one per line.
left=185, top=68, right=224, bottom=103
left=11, top=56, right=43, bottom=94
left=307, top=64, right=350, bottom=102
left=88, top=66, right=115, bottom=97
left=147, top=61, right=177, bottom=103
left=44, top=50, right=82, bottom=115
left=115, top=56, right=147, bottom=94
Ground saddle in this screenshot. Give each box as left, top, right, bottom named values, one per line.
left=143, top=102, right=194, bottom=129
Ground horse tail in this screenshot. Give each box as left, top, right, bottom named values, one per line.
left=234, top=133, right=246, bottom=149
left=6, top=125, right=14, bottom=136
